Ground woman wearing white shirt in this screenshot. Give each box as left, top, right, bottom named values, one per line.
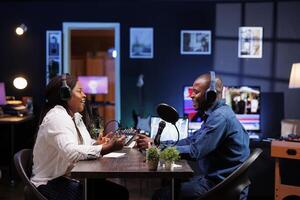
left=31, top=74, right=128, bottom=200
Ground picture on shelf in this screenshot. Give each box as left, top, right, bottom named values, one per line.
left=46, top=31, right=62, bottom=84
left=130, top=27, right=153, bottom=59
left=238, top=27, right=263, bottom=58
left=181, top=30, right=211, bottom=55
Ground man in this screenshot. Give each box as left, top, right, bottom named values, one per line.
left=136, top=72, right=250, bottom=200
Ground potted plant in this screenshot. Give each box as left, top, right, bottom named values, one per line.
left=160, top=147, right=180, bottom=170
left=146, top=146, right=160, bottom=171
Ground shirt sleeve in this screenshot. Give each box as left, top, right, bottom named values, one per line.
left=46, top=113, right=102, bottom=163
left=176, top=112, right=227, bottom=159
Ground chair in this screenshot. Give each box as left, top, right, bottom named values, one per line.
left=198, top=148, right=263, bottom=200
left=14, top=149, right=47, bottom=200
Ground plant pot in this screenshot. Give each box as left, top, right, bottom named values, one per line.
left=165, top=161, right=173, bottom=170
left=148, top=160, right=159, bottom=171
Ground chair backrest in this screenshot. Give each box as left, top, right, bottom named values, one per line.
left=14, top=149, right=47, bottom=200
left=198, top=148, right=263, bottom=200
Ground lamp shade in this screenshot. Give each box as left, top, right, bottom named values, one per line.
left=289, top=63, right=300, bottom=88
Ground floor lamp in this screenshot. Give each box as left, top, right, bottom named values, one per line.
left=281, top=63, right=300, bottom=138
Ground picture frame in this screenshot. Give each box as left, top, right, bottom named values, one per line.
left=46, top=30, right=62, bottom=84
left=180, top=30, right=211, bottom=55
left=130, top=27, right=153, bottom=59
left=238, top=27, right=263, bottom=58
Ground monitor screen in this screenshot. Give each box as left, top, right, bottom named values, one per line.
left=183, top=85, right=260, bottom=132
left=183, top=86, right=202, bottom=130
left=150, top=117, right=189, bottom=141
left=0, top=83, right=6, bottom=105
left=78, top=76, right=108, bottom=94
left=223, top=86, right=260, bottom=131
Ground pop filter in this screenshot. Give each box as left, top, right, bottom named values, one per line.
left=156, top=103, right=179, bottom=125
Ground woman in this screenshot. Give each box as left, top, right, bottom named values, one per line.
left=31, top=74, right=128, bottom=200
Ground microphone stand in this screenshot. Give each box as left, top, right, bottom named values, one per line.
left=160, top=123, right=180, bottom=149
left=172, top=123, right=180, bottom=146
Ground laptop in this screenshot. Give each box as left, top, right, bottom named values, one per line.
left=0, top=83, right=6, bottom=106
left=150, top=116, right=189, bottom=142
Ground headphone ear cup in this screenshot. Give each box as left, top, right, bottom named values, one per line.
left=205, top=90, right=217, bottom=104
left=60, top=86, right=71, bottom=101
left=206, top=71, right=217, bottom=105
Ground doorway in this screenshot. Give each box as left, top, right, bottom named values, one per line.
left=63, top=22, right=120, bottom=125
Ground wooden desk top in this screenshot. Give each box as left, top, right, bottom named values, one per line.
left=271, top=140, right=300, bottom=160
left=0, top=114, right=34, bottom=124
left=71, top=148, right=194, bottom=179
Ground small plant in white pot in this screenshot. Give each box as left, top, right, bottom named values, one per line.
left=160, top=147, right=180, bottom=170
left=146, top=146, right=160, bottom=171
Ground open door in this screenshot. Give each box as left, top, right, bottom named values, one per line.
left=63, top=22, right=120, bottom=127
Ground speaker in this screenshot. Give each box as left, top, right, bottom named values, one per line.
left=60, top=74, right=71, bottom=101
left=205, top=71, right=217, bottom=104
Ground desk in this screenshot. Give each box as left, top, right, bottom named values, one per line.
left=71, top=148, right=194, bottom=200
left=0, top=114, right=34, bottom=184
left=271, top=140, right=300, bottom=200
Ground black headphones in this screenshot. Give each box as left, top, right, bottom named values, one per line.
left=60, top=73, right=71, bottom=101
left=205, top=71, right=217, bottom=104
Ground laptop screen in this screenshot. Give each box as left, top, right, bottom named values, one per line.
left=150, top=117, right=189, bottom=141
left=0, top=83, right=6, bottom=105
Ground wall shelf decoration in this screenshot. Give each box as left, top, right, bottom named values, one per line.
left=180, top=30, right=211, bottom=55
left=130, top=27, right=153, bottom=59
left=46, top=30, right=62, bottom=84
left=238, top=27, right=263, bottom=58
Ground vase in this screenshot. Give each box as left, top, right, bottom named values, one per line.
left=165, top=161, right=173, bottom=170
left=148, top=160, right=159, bottom=171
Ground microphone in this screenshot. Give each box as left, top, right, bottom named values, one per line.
left=154, top=121, right=166, bottom=146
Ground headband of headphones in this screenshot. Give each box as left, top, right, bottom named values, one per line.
left=60, top=73, right=71, bottom=101
left=209, top=71, right=216, bottom=92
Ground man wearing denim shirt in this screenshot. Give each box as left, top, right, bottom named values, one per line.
left=136, top=72, right=250, bottom=200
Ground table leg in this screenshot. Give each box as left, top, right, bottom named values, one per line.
left=171, top=178, right=174, bottom=200
left=84, top=178, right=87, bottom=200
left=9, top=124, right=15, bottom=186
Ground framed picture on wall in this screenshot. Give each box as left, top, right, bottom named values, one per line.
left=46, top=30, right=62, bottom=84
left=180, top=30, right=211, bottom=55
left=238, top=27, right=263, bottom=58
left=130, top=27, right=153, bottom=59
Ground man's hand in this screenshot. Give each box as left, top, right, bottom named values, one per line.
left=136, top=134, right=154, bottom=150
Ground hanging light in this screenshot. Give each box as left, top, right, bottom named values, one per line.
left=13, top=77, right=28, bottom=90
left=15, top=24, right=27, bottom=36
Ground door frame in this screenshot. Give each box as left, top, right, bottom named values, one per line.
left=63, top=22, right=121, bottom=121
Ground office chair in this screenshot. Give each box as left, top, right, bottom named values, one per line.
left=14, top=149, right=47, bottom=200
left=198, top=148, right=263, bottom=200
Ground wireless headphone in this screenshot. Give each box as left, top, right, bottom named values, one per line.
left=60, top=73, right=71, bottom=101
left=205, top=71, right=217, bottom=104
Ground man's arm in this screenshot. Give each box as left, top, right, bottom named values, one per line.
left=176, top=113, right=227, bottom=160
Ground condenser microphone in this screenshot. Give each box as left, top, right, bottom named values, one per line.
left=154, top=121, right=166, bottom=146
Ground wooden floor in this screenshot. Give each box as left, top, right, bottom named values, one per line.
left=0, top=175, right=24, bottom=200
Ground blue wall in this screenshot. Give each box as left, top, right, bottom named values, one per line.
left=0, top=1, right=299, bottom=131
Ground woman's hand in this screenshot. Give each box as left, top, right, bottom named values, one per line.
left=97, top=132, right=114, bottom=145
left=114, top=135, right=126, bottom=151
left=136, top=134, right=153, bottom=150
left=100, top=134, right=126, bottom=155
